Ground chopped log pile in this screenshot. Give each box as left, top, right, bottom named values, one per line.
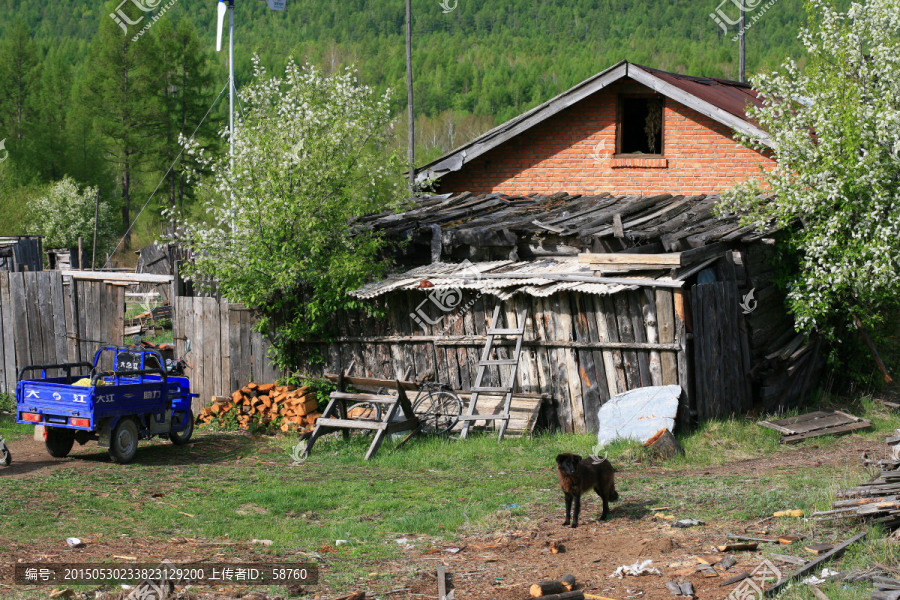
left=813, top=431, right=900, bottom=528
left=196, top=383, right=322, bottom=433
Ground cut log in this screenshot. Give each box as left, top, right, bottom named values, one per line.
left=560, top=575, right=576, bottom=591
left=716, top=543, right=757, bottom=552
left=531, top=592, right=584, bottom=600
left=531, top=581, right=565, bottom=597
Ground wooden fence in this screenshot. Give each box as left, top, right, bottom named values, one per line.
left=0, top=271, right=124, bottom=394
left=174, top=297, right=280, bottom=413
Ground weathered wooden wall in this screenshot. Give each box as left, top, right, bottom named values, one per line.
left=295, top=288, right=696, bottom=433
left=174, top=297, right=280, bottom=414
left=691, top=281, right=753, bottom=420
left=0, top=237, right=43, bottom=273
left=0, top=271, right=124, bottom=394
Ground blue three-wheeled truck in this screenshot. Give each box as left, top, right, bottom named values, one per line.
left=16, top=346, right=197, bottom=464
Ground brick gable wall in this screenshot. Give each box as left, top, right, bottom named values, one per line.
left=436, top=81, right=774, bottom=195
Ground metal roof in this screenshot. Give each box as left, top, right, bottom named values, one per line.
left=351, top=258, right=682, bottom=300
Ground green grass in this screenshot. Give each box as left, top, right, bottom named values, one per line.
left=2, top=396, right=899, bottom=597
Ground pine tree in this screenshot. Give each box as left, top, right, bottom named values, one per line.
left=32, top=47, right=73, bottom=180
left=82, top=1, right=166, bottom=249
left=152, top=18, right=216, bottom=210
left=0, top=20, right=38, bottom=145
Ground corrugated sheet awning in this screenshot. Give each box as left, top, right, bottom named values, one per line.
left=352, top=258, right=682, bottom=300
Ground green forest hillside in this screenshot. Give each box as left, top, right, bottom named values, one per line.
left=1, top=0, right=811, bottom=121
left=0, top=0, right=814, bottom=250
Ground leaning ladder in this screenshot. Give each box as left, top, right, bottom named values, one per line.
left=458, top=304, right=527, bottom=441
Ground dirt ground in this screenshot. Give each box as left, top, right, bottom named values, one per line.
left=0, top=434, right=885, bottom=600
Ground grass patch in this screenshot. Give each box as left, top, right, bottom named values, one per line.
left=2, top=395, right=898, bottom=596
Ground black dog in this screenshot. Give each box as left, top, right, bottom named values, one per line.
left=556, top=453, right=618, bottom=528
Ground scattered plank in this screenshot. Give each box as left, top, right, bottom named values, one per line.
left=804, top=543, right=835, bottom=555
left=764, top=532, right=866, bottom=597
left=768, top=554, right=808, bottom=566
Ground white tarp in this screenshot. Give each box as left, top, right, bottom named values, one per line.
left=596, top=385, right=681, bottom=448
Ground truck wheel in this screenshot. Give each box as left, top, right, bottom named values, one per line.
left=45, top=428, right=75, bottom=458
left=109, top=418, right=139, bottom=464
left=169, top=410, right=194, bottom=445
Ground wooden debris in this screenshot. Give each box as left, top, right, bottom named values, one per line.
left=764, top=532, right=866, bottom=597
left=531, top=581, right=566, bottom=597
left=560, top=575, right=576, bottom=591
left=666, top=581, right=694, bottom=597
left=816, top=437, right=900, bottom=525
left=717, top=556, right=737, bottom=571
left=550, top=541, right=565, bottom=554
left=804, top=543, right=835, bottom=555
left=196, top=384, right=319, bottom=433
left=773, top=509, right=804, bottom=517
left=760, top=410, right=871, bottom=444
left=716, top=542, right=758, bottom=552
left=778, top=535, right=802, bottom=544
left=528, top=575, right=584, bottom=600
left=809, top=585, right=830, bottom=600
left=535, top=592, right=584, bottom=600
left=768, top=553, right=807, bottom=566
left=872, top=592, right=900, bottom=600
left=696, top=555, right=721, bottom=565
left=644, top=428, right=684, bottom=458
left=726, top=533, right=778, bottom=544
left=698, top=566, right=719, bottom=578
left=719, top=573, right=750, bottom=587
left=437, top=566, right=448, bottom=600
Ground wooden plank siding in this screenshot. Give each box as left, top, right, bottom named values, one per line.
left=291, top=288, right=699, bottom=433
left=0, top=272, right=123, bottom=394
left=173, top=297, right=281, bottom=414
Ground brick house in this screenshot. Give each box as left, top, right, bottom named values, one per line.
left=415, top=61, right=774, bottom=196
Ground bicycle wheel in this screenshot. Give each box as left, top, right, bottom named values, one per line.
left=413, top=390, right=463, bottom=434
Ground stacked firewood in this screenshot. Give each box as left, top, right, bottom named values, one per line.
left=196, top=382, right=323, bottom=433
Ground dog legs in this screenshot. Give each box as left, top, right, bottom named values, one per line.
left=595, top=486, right=610, bottom=520
left=562, top=493, right=572, bottom=526
left=571, top=494, right=581, bottom=528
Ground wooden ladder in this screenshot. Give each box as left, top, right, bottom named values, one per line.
left=458, top=303, right=527, bottom=441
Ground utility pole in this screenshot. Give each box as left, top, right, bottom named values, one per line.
left=92, top=189, right=100, bottom=270
left=739, top=3, right=746, bottom=83
left=406, top=0, right=415, bottom=194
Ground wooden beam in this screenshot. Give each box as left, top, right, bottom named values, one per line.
left=302, top=335, right=681, bottom=351
left=61, top=270, right=174, bottom=284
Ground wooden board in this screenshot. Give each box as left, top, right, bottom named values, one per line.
left=760, top=410, right=871, bottom=444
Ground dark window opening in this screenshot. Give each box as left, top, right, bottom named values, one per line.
left=618, top=96, right=663, bottom=155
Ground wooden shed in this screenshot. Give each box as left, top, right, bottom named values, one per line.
left=297, top=192, right=822, bottom=432
left=0, top=236, right=43, bottom=272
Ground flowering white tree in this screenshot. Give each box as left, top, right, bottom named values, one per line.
left=171, top=58, right=405, bottom=369
left=722, top=0, right=900, bottom=339
left=30, top=177, right=113, bottom=255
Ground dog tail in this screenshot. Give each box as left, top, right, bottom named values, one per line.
left=610, top=488, right=619, bottom=502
